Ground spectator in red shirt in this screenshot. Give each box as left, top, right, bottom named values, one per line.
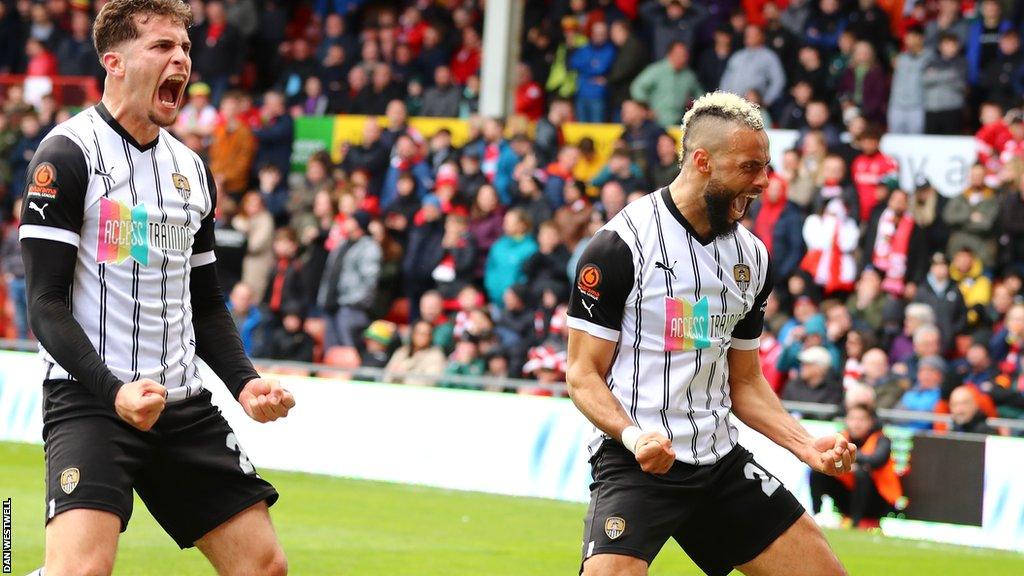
left=514, top=63, right=545, bottom=121
left=451, top=27, right=482, bottom=85
left=25, top=38, right=58, bottom=77
left=850, top=126, right=898, bottom=221
left=975, top=102, right=1013, bottom=182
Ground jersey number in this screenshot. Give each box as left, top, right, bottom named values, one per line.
left=226, top=432, right=256, bottom=475
left=743, top=462, right=781, bottom=497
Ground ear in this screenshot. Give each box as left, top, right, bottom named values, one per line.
left=692, top=148, right=713, bottom=176
left=101, top=51, right=125, bottom=78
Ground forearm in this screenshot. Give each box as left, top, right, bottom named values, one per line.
left=567, top=366, right=635, bottom=442
left=23, top=239, right=124, bottom=406
left=190, top=263, right=259, bottom=398
left=730, top=375, right=816, bottom=462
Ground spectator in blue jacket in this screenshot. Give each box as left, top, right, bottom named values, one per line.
left=803, top=0, right=847, bottom=54
left=380, top=134, right=434, bottom=211
left=897, top=355, right=946, bottom=429
left=965, top=0, right=1014, bottom=86
left=568, top=21, right=616, bottom=123
left=227, top=282, right=263, bottom=355
left=252, top=91, right=294, bottom=178
left=484, top=209, right=539, bottom=306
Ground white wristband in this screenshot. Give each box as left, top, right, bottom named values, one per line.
left=621, top=425, right=644, bottom=455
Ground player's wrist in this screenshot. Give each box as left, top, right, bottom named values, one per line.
left=620, top=425, right=644, bottom=455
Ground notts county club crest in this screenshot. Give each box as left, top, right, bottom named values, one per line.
left=734, top=264, right=751, bottom=293
left=171, top=173, right=191, bottom=202
left=604, top=517, right=625, bottom=540
left=60, top=467, right=80, bottom=494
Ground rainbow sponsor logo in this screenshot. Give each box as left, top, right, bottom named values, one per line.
left=97, top=197, right=149, bottom=265
left=664, top=295, right=710, bottom=351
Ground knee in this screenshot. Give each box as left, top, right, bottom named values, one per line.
left=261, top=547, right=288, bottom=576
left=46, top=556, right=114, bottom=576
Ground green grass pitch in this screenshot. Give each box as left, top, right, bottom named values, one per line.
left=3, top=441, right=1023, bottom=575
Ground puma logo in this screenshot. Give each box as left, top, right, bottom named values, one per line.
left=655, top=260, right=677, bottom=279
left=94, top=166, right=114, bottom=180
left=28, top=201, right=48, bottom=220
left=581, top=300, right=595, bottom=317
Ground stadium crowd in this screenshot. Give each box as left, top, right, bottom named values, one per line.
left=1, top=0, right=1024, bottom=433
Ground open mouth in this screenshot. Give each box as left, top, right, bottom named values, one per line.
left=158, top=75, right=186, bottom=108
left=730, top=192, right=760, bottom=221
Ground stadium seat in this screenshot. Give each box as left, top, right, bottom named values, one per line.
left=322, top=346, right=362, bottom=369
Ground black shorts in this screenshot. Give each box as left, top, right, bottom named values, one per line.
left=580, top=440, right=804, bottom=576
left=42, top=380, right=279, bottom=548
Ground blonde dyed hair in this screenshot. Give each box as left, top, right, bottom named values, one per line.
left=678, top=91, right=765, bottom=164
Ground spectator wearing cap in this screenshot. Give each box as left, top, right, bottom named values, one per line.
left=898, top=355, right=946, bottom=429
left=719, top=25, right=786, bottom=109
left=943, top=164, right=1000, bottom=267
left=639, top=0, right=708, bottom=59
left=810, top=404, right=902, bottom=528
left=923, top=33, right=968, bottom=135
left=421, top=65, right=462, bottom=118
left=777, top=313, right=841, bottom=374
left=485, top=209, right=538, bottom=307
left=362, top=320, right=398, bottom=370
left=913, top=253, right=968, bottom=351
left=318, top=210, right=382, bottom=348
left=174, top=82, right=218, bottom=139
left=568, top=21, right=616, bottom=123
left=629, top=42, right=703, bottom=129
left=402, top=195, right=446, bottom=321
left=606, top=20, right=647, bottom=122
left=781, top=345, right=844, bottom=408
left=888, top=27, right=928, bottom=135
left=837, top=41, right=888, bottom=127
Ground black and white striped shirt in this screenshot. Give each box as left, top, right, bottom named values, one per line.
left=19, top=103, right=216, bottom=402
left=567, top=187, right=772, bottom=465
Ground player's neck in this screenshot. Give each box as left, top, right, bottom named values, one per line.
left=100, top=94, right=160, bottom=147
left=667, top=175, right=712, bottom=238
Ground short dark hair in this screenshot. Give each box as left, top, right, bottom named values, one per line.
left=93, top=0, right=193, bottom=56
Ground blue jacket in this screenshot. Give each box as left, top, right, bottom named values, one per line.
left=226, top=304, right=262, bottom=356
left=252, top=114, right=294, bottom=176
left=773, top=203, right=806, bottom=282
left=966, top=19, right=1013, bottom=85
left=569, top=42, right=616, bottom=100
left=897, top=386, right=941, bottom=430
left=380, top=160, right=434, bottom=211
left=484, top=234, right=538, bottom=305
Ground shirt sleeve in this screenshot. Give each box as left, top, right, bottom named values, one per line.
left=190, top=163, right=218, bottom=268
left=18, top=135, right=88, bottom=247
left=731, top=248, right=773, bottom=350
left=566, top=229, right=635, bottom=342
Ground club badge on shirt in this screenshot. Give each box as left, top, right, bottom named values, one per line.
left=734, top=264, right=751, bottom=293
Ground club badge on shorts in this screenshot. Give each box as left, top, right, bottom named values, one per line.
left=171, top=172, right=191, bottom=202
left=604, top=516, right=625, bottom=540
left=734, top=264, right=751, bottom=293
left=60, top=467, right=80, bottom=494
